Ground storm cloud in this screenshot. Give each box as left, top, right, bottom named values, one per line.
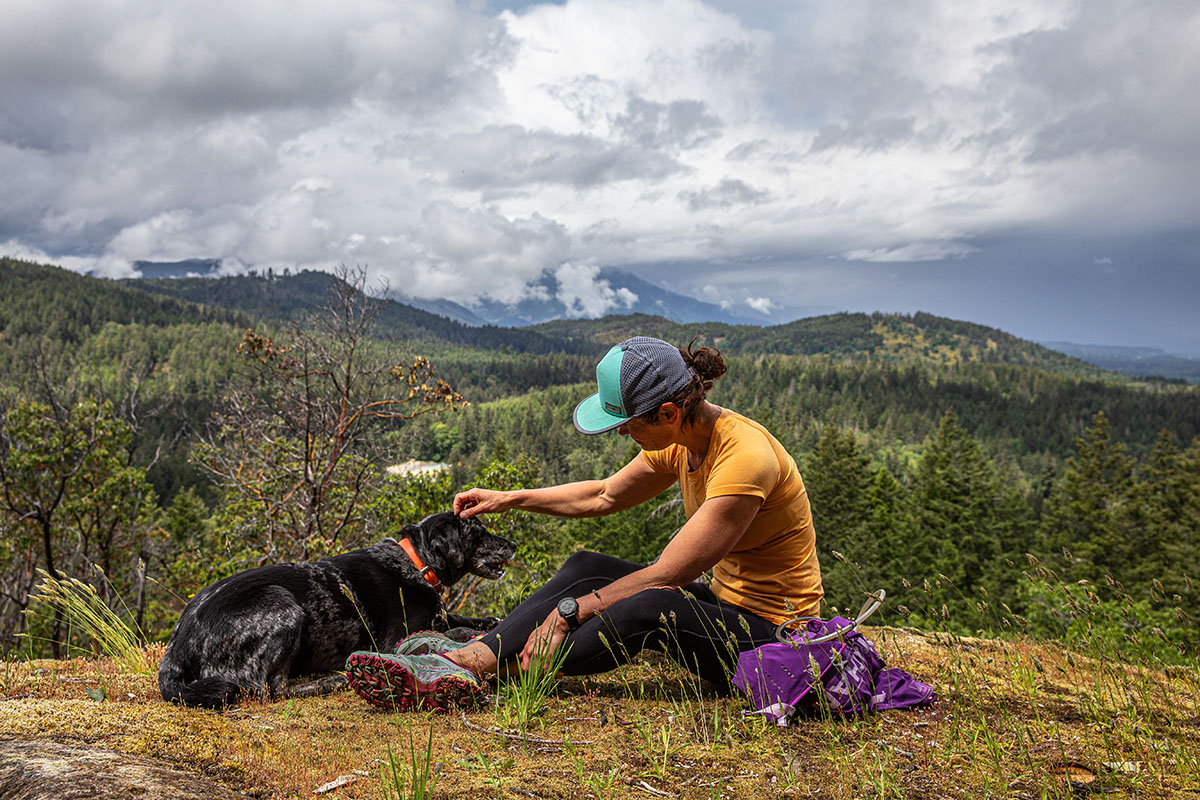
left=1, top=0, right=1197, bottom=347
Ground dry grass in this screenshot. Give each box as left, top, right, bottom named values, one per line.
left=2, top=627, right=1197, bottom=799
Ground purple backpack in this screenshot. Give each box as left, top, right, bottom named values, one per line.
left=732, top=598, right=936, bottom=724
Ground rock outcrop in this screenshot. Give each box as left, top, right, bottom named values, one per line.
left=0, top=738, right=243, bottom=800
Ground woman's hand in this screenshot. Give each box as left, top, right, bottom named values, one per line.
left=453, top=488, right=513, bottom=519
left=518, top=608, right=570, bottom=672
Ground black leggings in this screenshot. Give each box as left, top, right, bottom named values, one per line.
left=478, top=551, right=778, bottom=687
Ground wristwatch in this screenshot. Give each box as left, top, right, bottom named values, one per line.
left=556, top=596, right=581, bottom=632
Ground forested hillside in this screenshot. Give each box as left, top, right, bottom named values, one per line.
left=1, top=259, right=244, bottom=342
left=531, top=311, right=1117, bottom=375
left=1, top=258, right=1197, bottom=667
left=396, top=356, right=1199, bottom=483
left=127, top=271, right=598, bottom=355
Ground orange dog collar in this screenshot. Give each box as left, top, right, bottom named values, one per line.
left=398, top=536, right=443, bottom=594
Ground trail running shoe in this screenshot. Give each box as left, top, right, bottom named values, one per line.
left=345, top=650, right=486, bottom=712
left=392, top=630, right=469, bottom=656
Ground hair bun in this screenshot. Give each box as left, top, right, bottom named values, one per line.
left=681, top=343, right=726, bottom=384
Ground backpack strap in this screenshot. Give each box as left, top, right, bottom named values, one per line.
left=773, top=588, right=886, bottom=644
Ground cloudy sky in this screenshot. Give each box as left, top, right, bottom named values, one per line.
left=3, top=0, right=1198, bottom=351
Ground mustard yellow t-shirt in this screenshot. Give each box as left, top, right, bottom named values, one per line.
left=640, top=408, right=823, bottom=625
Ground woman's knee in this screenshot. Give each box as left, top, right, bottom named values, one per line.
left=562, top=550, right=602, bottom=569
left=559, top=550, right=636, bottom=577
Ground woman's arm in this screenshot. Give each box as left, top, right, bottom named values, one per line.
left=517, top=492, right=763, bottom=669
left=454, top=454, right=677, bottom=519
left=582, top=492, right=761, bottom=614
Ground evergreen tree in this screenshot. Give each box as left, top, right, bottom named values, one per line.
left=1040, top=412, right=1139, bottom=585
left=866, top=465, right=905, bottom=597
left=898, top=411, right=1030, bottom=628
left=804, top=425, right=880, bottom=609
left=1133, top=431, right=1200, bottom=598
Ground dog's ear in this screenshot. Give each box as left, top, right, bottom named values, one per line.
left=383, top=523, right=420, bottom=546
left=416, top=511, right=454, bottom=529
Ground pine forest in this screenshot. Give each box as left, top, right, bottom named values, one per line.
left=2, top=257, right=1197, bottom=664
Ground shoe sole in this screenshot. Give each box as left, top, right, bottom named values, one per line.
left=345, top=653, right=486, bottom=713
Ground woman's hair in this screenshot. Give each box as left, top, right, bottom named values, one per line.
left=638, top=336, right=727, bottom=426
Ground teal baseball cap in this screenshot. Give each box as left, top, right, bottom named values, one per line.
left=573, top=337, right=696, bottom=434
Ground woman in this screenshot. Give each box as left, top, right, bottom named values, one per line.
left=345, top=336, right=823, bottom=711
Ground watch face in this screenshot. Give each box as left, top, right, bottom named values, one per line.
left=557, top=596, right=578, bottom=617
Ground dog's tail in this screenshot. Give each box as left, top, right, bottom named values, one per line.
left=158, top=651, right=243, bottom=710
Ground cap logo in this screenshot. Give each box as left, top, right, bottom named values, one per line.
left=604, top=401, right=624, bottom=415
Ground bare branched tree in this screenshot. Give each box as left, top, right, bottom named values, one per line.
left=194, top=266, right=465, bottom=563
left=0, top=397, right=155, bottom=656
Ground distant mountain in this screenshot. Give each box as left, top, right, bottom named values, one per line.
left=395, top=267, right=794, bottom=327
left=127, top=262, right=819, bottom=327
left=116, top=268, right=1141, bottom=380
left=123, top=271, right=598, bottom=355
left=4, top=257, right=1180, bottom=391
left=527, top=311, right=1118, bottom=377
left=1041, top=342, right=1200, bottom=384
left=392, top=295, right=491, bottom=326
left=131, top=259, right=224, bottom=279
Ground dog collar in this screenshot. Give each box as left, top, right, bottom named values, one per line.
left=397, top=536, right=444, bottom=594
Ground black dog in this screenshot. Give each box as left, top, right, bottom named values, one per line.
left=158, top=513, right=516, bottom=709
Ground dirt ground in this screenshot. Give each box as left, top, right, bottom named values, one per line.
left=2, top=627, right=1196, bottom=799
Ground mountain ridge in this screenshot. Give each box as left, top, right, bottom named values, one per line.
left=1, top=257, right=1169, bottom=384
left=125, top=260, right=797, bottom=327
left=122, top=270, right=597, bottom=356
left=521, top=310, right=1116, bottom=377
left=125, top=269, right=1109, bottom=377
left=430, top=266, right=787, bottom=327
left=1040, top=340, right=1200, bottom=383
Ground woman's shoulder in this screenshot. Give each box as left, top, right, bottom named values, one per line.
left=712, top=409, right=778, bottom=456
left=641, top=441, right=687, bottom=471
left=715, top=408, right=774, bottom=441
